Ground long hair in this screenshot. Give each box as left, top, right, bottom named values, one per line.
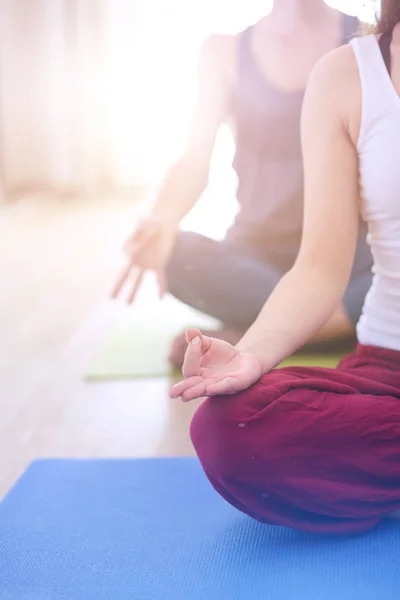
left=375, top=0, right=400, bottom=33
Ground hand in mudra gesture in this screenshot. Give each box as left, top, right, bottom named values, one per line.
left=111, top=217, right=177, bottom=303
left=169, top=328, right=263, bottom=402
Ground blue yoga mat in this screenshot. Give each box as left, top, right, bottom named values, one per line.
left=0, top=458, right=399, bottom=600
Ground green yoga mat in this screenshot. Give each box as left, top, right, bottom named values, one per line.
left=86, top=299, right=343, bottom=380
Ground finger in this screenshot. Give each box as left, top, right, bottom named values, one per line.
left=126, top=269, right=145, bottom=304
left=123, top=230, right=141, bottom=256
left=185, top=328, right=212, bottom=355
left=156, top=269, right=167, bottom=299
left=182, top=335, right=202, bottom=379
left=169, top=376, right=204, bottom=399
left=185, top=328, right=202, bottom=344
left=205, top=377, right=242, bottom=396
left=173, top=377, right=219, bottom=402
left=181, top=380, right=210, bottom=402
left=111, top=263, right=133, bottom=299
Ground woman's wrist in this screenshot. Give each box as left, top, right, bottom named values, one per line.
left=147, top=209, right=181, bottom=229
left=235, top=340, right=282, bottom=375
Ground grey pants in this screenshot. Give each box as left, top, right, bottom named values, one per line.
left=166, top=231, right=373, bottom=331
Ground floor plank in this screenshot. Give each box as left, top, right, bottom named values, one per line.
left=0, top=193, right=199, bottom=498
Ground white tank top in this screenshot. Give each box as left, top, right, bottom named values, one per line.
left=350, top=35, right=400, bottom=352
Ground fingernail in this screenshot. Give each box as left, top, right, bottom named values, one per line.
left=191, top=336, right=200, bottom=345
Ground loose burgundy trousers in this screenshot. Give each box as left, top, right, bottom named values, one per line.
left=190, top=344, right=400, bottom=534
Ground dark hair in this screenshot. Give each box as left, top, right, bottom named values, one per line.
left=375, top=0, right=400, bottom=33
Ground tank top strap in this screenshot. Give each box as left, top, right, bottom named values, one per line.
left=236, top=26, right=256, bottom=83
left=350, top=34, right=398, bottom=149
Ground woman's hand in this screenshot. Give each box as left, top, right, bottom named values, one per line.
left=111, top=218, right=178, bottom=303
left=169, top=328, right=263, bottom=402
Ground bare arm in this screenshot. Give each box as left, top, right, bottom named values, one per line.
left=149, top=35, right=231, bottom=225
left=238, top=47, right=362, bottom=371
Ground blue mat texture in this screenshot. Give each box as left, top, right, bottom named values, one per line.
left=0, top=458, right=399, bottom=600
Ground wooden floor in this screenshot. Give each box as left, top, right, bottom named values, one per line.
left=0, top=193, right=202, bottom=499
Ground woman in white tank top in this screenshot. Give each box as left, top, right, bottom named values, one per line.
left=170, top=0, right=400, bottom=535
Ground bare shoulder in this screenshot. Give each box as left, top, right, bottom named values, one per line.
left=199, top=33, right=237, bottom=83
left=305, top=44, right=362, bottom=142
left=309, top=44, right=360, bottom=91
left=200, top=33, right=236, bottom=59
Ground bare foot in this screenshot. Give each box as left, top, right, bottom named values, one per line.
left=168, top=327, right=243, bottom=370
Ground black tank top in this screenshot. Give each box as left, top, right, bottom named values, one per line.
left=227, top=13, right=360, bottom=270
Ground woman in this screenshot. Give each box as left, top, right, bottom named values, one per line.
left=114, top=1, right=373, bottom=368
left=170, top=0, right=400, bottom=534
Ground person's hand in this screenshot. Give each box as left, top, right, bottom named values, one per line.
left=169, top=328, right=263, bottom=402
left=111, top=217, right=177, bottom=303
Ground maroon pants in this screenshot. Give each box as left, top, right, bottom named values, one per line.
left=190, top=344, right=400, bottom=534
